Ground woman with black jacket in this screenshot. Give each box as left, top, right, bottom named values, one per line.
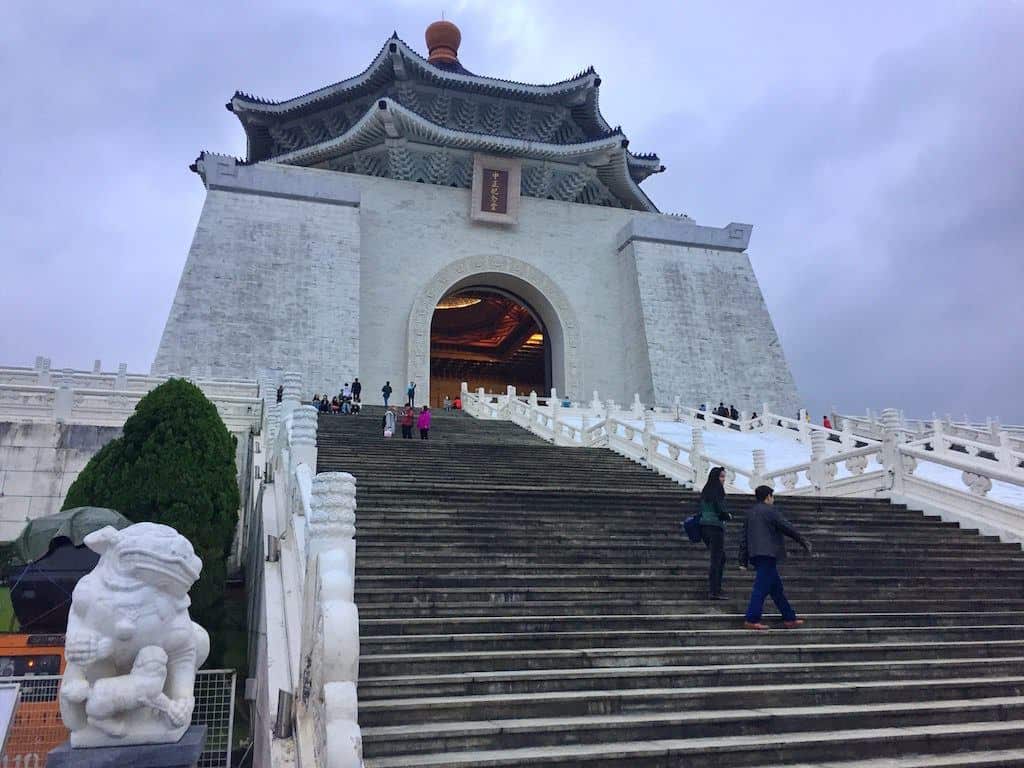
left=698, top=466, right=731, bottom=600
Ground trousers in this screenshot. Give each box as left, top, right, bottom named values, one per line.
left=745, top=556, right=797, bottom=622
left=700, top=525, right=725, bottom=597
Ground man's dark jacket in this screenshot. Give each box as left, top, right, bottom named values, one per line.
left=739, top=502, right=810, bottom=566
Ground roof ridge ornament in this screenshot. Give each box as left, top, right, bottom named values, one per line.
left=425, top=19, right=461, bottom=65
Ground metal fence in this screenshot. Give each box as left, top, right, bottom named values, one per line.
left=0, top=669, right=236, bottom=768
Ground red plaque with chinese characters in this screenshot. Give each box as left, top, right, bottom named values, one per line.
left=471, top=155, right=521, bottom=224
left=481, top=168, right=509, bottom=214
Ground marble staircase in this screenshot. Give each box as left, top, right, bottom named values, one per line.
left=317, top=407, right=1024, bottom=767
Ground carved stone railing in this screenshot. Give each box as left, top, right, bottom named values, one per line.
left=0, top=360, right=262, bottom=433
left=254, top=373, right=362, bottom=768
left=462, top=386, right=1024, bottom=546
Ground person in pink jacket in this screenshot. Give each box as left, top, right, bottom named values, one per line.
left=417, top=406, right=431, bottom=440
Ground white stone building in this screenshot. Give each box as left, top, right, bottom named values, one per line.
left=152, top=21, right=799, bottom=414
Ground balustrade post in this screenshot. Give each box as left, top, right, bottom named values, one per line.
left=290, top=405, right=319, bottom=482
left=280, top=371, right=302, bottom=419
left=881, top=407, right=913, bottom=493
left=642, top=410, right=655, bottom=463
left=551, top=394, right=562, bottom=441
left=308, top=472, right=356, bottom=567
left=54, top=370, right=73, bottom=423
left=998, top=431, right=1014, bottom=470
left=580, top=413, right=591, bottom=447
left=93, top=360, right=102, bottom=374
left=590, top=390, right=601, bottom=412
left=632, top=393, right=643, bottom=419
left=605, top=399, right=616, bottom=420
left=808, top=429, right=831, bottom=492
left=673, top=395, right=681, bottom=422
left=529, top=390, right=538, bottom=408
left=116, top=362, right=128, bottom=392
left=37, top=357, right=51, bottom=387
left=303, top=471, right=361, bottom=763
left=691, top=428, right=708, bottom=483
left=751, top=449, right=767, bottom=489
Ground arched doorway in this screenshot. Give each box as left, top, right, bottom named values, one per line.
left=406, top=255, right=583, bottom=408
left=429, top=288, right=551, bottom=407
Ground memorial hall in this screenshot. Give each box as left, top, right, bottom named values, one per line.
left=152, top=20, right=800, bottom=413
left=4, top=16, right=1024, bottom=768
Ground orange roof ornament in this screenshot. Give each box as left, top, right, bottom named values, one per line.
left=426, top=19, right=461, bottom=65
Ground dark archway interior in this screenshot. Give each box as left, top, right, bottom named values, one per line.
left=429, top=288, right=550, bottom=407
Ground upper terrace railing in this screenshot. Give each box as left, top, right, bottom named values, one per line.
left=461, top=384, right=1024, bottom=546
left=0, top=358, right=262, bottom=432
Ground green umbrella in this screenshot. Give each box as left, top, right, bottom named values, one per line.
left=6, top=507, right=132, bottom=567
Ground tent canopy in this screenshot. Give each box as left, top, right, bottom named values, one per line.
left=7, top=507, right=132, bottom=566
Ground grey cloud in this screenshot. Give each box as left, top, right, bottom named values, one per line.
left=1, top=1, right=1021, bottom=422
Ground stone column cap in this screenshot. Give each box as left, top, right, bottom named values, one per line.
left=194, top=153, right=361, bottom=208
left=617, top=217, right=752, bottom=252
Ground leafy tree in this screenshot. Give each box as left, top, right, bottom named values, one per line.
left=63, top=379, right=239, bottom=648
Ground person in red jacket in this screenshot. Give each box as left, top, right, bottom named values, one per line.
left=401, top=402, right=415, bottom=439
left=417, top=406, right=432, bottom=440
left=822, top=415, right=833, bottom=429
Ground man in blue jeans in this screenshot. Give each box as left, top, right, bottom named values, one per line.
left=739, top=485, right=813, bottom=630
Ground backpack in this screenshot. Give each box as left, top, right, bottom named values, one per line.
left=681, top=512, right=703, bottom=543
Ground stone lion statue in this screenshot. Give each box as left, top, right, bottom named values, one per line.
left=59, top=522, right=210, bottom=747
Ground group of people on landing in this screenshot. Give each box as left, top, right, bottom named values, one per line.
left=383, top=402, right=433, bottom=440
left=697, top=467, right=813, bottom=630
left=310, top=378, right=363, bottom=414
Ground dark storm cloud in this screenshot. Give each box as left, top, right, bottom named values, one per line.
left=1, top=1, right=1020, bottom=421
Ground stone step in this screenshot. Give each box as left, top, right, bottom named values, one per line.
left=355, top=573, right=1023, bottom=588
left=315, top=411, right=1024, bottom=765
left=358, top=676, right=1024, bottom=727
left=361, top=696, right=1024, bottom=758
left=361, top=720, right=1024, bottom=767
left=362, top=638, right=1024, bottom=676
left=361, top=624, right=1024, bottom=654
left=353, top=586, right=1024, bottom=604
left=354, top=606, right=1024, bottom=622
left=358, top=656, right=1024, bottom=699
left=359, top=611, right=1024, bottom=637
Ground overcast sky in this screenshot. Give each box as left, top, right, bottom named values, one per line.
left=1, top=1, right=1021, bottom=422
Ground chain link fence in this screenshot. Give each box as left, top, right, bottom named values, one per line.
left=0, top=669, right=236, bottom=768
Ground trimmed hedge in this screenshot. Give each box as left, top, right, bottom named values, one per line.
left=63, top=379, right=239, bottom=644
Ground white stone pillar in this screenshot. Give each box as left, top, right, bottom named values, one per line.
left=808, top=428, right=830, bottom=491
left=37, top=357, right=51, bottom=387
left=529, top=390, right=538, bottom=408
left=997, top=431, right=1015, bottom=471
left=303, top=472, right=361, bottom=767
left=632, top=393, right=643, bottom=419
left=605, top=399, right=616, bottom=421
left=590, top=390, right=601, bottom=412
left=115, top=363, right=128, bottom=391
left=642, top=410, right=655, bottom=463
left=280, top=371, right=302, bottom=419
left=92, top=360, right=102, bottom=374
left=290, top=405, right=319, bottom=480
left=308, top=472, right=356, bottom=567
left=752, top=449, right=766, bottom=489
left=673, top=395, right=681, bottom=422
left=54, top=370, right=73, bottom=423
left=881, top=407, right=912, bottom=493
left=691, top=428, right=708, bottom=484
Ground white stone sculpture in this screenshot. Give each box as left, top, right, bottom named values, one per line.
left=59, top=522, right=210, bottom=747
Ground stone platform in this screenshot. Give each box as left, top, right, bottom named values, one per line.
left=46, top=726, right=206, bottom=768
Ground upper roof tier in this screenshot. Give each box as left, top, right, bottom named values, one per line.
left=222, top=23, right=664, bottom=211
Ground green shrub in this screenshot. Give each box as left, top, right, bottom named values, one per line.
left=63, top=379, right=239, bottom=651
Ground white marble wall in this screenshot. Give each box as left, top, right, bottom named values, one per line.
left=152, top=158, right=800, bottom=412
